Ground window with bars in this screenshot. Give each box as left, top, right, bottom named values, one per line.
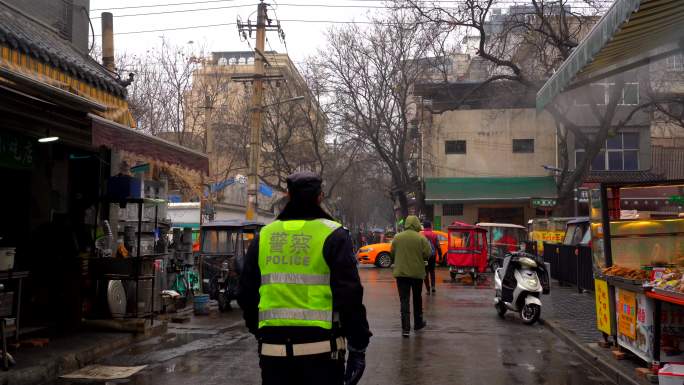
left=443, top=204, right=464, bottom=216
left=445, top=140, right=466, bottom=154
left=575, top=132, right=640, bottom=171
left=512, top=139, right=534, bottom=153
left=666, top=54, right=684, bottom=72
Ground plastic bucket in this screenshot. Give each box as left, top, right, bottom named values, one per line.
left=193, top=294, right=210, bottom=315
left=659, top=364, right=684, bottom=385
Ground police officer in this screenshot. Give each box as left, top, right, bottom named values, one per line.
left=238, top=172, right=371, bottom=385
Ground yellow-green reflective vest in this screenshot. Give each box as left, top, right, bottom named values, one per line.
left=258, top=218, right=341, bottom=329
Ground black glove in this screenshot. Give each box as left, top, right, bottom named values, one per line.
left=344, top=350, right=366, bottom=385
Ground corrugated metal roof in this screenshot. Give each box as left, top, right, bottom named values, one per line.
left=652, top=145, right=684, bottom=179
left=537, top=0, right=684, bottom=110
left=584, top=170, right=664, bottom=183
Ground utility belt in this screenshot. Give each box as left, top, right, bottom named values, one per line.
left=259, top=336, right=346, bottom=358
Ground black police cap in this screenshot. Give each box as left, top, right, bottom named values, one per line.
left=286, top=171, right=322, bottom=196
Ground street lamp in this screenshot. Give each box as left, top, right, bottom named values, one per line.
left=542, top=165, right=562, bottom=174
left=260, top=95, right=305, bottom=109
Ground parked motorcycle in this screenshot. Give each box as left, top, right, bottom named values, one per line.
left=493, top=251, right=549, bottom=325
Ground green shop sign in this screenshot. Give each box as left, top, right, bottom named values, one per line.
left=669, top=195, right=684, bottom=206
left=0, top=132, right=34, bottom=169
left=531, top=198, right=557, bottom=208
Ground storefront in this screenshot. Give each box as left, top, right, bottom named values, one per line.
left=591, top=180, right=684, bottom=368
left=0, top=5, right=208, bottom=334
left=425, top=176, right=557, bottom=229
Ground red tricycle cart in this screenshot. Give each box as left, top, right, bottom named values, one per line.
left=447, top=221, right=488, bottom=283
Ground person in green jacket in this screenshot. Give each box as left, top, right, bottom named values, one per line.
left=390, top=215, right=432, bottom=337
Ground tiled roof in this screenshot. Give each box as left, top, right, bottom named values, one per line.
left=0, top=4, right=126, bottom=97
left=584, top=170, right=665, bottom=184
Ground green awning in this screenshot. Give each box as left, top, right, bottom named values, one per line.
left=537, top=0, right=684, bottom=110
left=425, top=177, right=557, bottom=203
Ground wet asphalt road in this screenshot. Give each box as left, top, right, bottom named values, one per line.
left=56, top=267, right=613, bottom=385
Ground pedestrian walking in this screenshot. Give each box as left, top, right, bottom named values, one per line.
left=390, top=215, right=432, bottom=337
left=238, top=172, right=372, bottom=385
left=422, top=221, right=442, bottom=294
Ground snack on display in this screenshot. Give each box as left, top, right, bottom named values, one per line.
left=602, top=265, right=649, bottom=281
left=650, top=268, right=684, bottom=293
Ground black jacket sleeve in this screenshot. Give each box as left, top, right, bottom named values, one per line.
left=323, top=227, right=372, bottom=350
left=237, top=234, right=261, bottom=335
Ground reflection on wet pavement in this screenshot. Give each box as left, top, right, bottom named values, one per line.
left=55, top=267, right=612, bottom=385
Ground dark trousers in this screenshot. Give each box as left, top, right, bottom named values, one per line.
left=396, top=277, right=423, bottom=331
left=424, top=266, right=436, bottom=291
left=260, top=353, right=345, bottom=385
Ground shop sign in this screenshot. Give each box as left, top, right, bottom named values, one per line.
left=615, top=288, right=655, bottom=362
left=0, top=132, right=33, bottom=169
left=595, top=279, right=611, bottom=335
left=618, top=289, right=637, bottom=339
left=531, top=198, right=557, bottom=208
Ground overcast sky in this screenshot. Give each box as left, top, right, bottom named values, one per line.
left=88, top=0, right=389, bottom=63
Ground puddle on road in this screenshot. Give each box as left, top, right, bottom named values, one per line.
left=123, top=332, right=215, bottom=356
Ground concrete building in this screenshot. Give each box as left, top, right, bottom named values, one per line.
left=412, top=4, right=663, bottom=226
left=168, top=51, right=325, bottom=223
left=414, top=81, right=557, bottom=228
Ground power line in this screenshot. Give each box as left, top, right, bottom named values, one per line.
left=91, top=3, right=256, bottom=19
left=92, top=0, right=611, bottom=12
left=91, top=0, right=239, bottom=12
left=98, top=15, right=605, bottom=35
left=95, top=22, right=238, bottom=36
left=96, top=19, right=400, bottom=36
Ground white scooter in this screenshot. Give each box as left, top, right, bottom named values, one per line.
left=494, top=252, right=544, bottom=325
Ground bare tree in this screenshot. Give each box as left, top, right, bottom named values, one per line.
left=402, top=0, right=666, bottom=212
left=318, top=10, right=437, bottom=217
left=254, top=57, right=362, bottom=202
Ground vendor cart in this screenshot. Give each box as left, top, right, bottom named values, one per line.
left=590, top=179, right=684, bottom=369
left=199, top=220, right=264, bottom=311
left=476, top=222, right=527, bottom=271
left=446, top=222, right=488, bottom=282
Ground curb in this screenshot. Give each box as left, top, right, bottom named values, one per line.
left=0, top=321, right=167, bottom=385
left=544, top=319, right=643, bottom=385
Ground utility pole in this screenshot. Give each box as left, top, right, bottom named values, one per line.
left=204, top=94, right=215, bottom=177
left=238, top=1, right=283, bottom=220
left=246, top=2, right=266, bottom=220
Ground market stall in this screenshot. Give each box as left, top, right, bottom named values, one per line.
left=591, top=179, right=684, bottom=368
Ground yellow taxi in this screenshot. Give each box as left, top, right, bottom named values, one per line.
left=357, top=230, right=448, bottom=268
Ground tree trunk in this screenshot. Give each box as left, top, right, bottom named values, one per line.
left=553, top=193, right=575, bottom=217
left=396, top=190, right=410, bottom=219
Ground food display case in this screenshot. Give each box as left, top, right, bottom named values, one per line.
left=590, top=180, right=684, bottom=366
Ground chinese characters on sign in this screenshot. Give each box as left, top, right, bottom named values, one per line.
left=615, top=288, right=655, bottom=362
left=618, top=289, right=637, bottom=340
left=531, top=198, right=557, bottom=208
left=594, top=279, right=611, bottom=334
left=0, top=132, right=33, bottom=169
